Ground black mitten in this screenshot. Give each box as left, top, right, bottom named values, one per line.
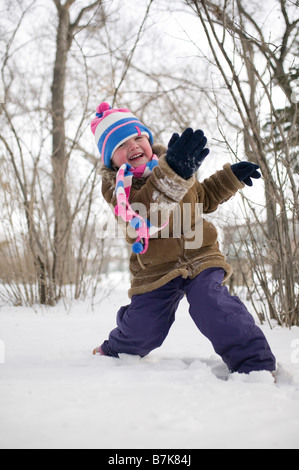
left=231, top=161, right=261, bottom=186
left=166, top=128, right=210, bottom=179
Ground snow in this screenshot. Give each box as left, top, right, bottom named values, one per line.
left=0, top=274, right=299, bottom=449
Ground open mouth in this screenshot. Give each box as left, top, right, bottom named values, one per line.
left=129, top=153, right=144, bottom=161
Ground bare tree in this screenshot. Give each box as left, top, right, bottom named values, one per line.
left=0, top=1, right=107, bottom=304
left=50, top=0, right=107, bottom=296
left=184, top=0, right=299, bottom=325
left=0, top=0, right=157, bottom=305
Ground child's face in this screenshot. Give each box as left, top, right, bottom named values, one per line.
left=111, top=136, right=153, bottom=169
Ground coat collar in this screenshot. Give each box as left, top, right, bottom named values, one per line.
left=99, top=143, right=167, bottom=189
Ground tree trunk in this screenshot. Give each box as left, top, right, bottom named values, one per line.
left=51, top=5, right=72, bottom=297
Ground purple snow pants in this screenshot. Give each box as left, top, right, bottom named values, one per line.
left=101, top=268, right=276, bottom=373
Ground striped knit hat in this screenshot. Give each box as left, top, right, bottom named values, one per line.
left=91, top=102, right=154, bottom=168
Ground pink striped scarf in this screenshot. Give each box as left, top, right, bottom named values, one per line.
left=114, top=155, right=168, bottom=254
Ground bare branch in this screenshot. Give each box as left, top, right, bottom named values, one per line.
left=65, top=0, right=76, bottom=7
left=112, top=0, right=154, bottom=106
left=69, top=0, right=103, bottom=33
left=53, top=0, right=61, bottom=11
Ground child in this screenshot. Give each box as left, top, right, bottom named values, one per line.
left=91, top=102, right=276, bottom=375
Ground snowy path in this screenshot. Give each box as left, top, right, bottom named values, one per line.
left=0, top=278, right=299, bottom=449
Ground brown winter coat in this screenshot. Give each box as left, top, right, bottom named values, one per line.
left=100, top=144, right=245, bottom=297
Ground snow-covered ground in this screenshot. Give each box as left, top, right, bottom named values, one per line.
left=0, top=274, right=299, bottom=449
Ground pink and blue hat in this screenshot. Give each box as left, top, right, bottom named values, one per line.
left=91, top=102, right=154, bottom=168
